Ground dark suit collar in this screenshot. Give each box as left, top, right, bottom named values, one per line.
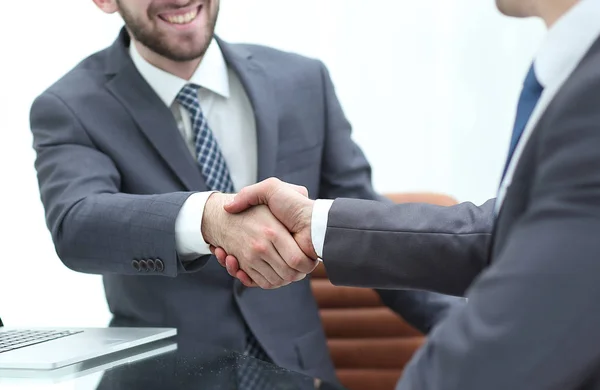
left=105, top=28, right=279, bottom=188
left=104, top=28, right=206, bottom=192
left=105, top=28, right=132, bottom=76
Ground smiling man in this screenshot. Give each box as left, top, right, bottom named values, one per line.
left=28, top=0, right=463, bottom=385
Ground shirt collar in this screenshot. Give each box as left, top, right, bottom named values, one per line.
left=534, top=0, right=600, bottom=88
left=129, top=38, right=230, bottom=107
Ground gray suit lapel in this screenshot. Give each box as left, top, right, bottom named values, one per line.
left=104, top=29, right=206, bottom=192
left=217, top=38, right=279, bottom=181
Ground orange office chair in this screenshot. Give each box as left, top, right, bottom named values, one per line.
left=310, top=192, right=459, bottom=390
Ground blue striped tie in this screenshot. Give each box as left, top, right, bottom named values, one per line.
left=176, top=83, right=235, bottom=193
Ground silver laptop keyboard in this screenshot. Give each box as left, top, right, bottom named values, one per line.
left=0, top=329, right=83, bottom=354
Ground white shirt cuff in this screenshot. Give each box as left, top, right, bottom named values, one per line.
left=311, top=199, right=334, bottom=260
left=175, top=191, right=216, bottom=257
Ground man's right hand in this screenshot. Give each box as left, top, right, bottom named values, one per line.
left=202, top=192, right=317, bottom=289
left=225, top=178, right=318, bottom=259
left=210, top=178, right=321, bottom=287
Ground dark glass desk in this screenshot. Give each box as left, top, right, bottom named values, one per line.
left=0, top=337, right=348, bottom=390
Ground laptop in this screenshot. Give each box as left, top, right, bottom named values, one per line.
left=0, top=315, right=176, bottom=370
left=0, top=338, right=177, bottom=382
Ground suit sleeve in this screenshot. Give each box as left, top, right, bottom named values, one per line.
left=315, top=61, right=469, bottom=333
left=30, top=92, right=210, bottom=277
left=322, top=198, right=494, bottom=297
left=398, top=79, right=600, bottom=388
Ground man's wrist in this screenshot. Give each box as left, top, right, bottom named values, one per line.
left=201, top=192, right=235, bottom=246
left=300, top=199, right=319, bottom=260
left=175, top=191, right=216, bottom=257
left=310, top=199, right=334, bottom=259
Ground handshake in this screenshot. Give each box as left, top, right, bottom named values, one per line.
left=202, top=178, right=319, bottom=289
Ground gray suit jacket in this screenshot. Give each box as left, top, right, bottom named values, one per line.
left=322, top=38, right=600, bottom=389
left=29, top=28, right=460, bottom=383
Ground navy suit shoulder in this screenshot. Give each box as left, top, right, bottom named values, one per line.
left=36, top=48, right=110, bottom=102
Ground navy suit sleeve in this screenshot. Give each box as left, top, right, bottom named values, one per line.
left=315, top=61, right=465, bottom=334
left=30, top=92, right=209, bottom=277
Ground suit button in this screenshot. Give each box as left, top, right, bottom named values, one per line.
left=147, top=259, right=156, bottom=271
left=132, top=260, right=140, bottom=271
left=155, top=259, right=164, bottom=272
left=139, top=260, right=148, bottom=272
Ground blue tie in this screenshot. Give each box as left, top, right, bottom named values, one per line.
left=176, top=84, right=235, bottom=193
left=502, top=64, right=544, bottom=178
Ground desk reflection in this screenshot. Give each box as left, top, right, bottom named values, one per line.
left=95, top=337, right=346, bottom=390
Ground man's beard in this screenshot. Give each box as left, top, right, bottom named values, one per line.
left=117, top=0, right=218, bottom=62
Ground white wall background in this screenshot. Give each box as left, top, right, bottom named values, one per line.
left=0, top=0, right=545, bottom=328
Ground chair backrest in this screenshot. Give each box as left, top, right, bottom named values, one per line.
left=384, top=192, right=458, bottom=207
left=310, top=192, right=458, bottom=390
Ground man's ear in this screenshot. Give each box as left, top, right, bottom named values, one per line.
left=91, top=0, right=119, bottom=14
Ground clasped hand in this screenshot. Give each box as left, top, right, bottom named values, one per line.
left=203, top=178, right=317, bottom=289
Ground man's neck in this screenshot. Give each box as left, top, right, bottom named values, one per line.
left=536, top=0, right=579, bottom=27
left=133, top=40, right=201, bottom=80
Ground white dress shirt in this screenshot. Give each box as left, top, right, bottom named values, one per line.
left=312, top=0, right=600, bottom=258
left=130, top=40, right=258, bottom=257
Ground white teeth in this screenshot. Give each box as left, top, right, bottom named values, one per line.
left=185, top=10, right=197, bottom=22
left=165, top=9, right=198, bottom=24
